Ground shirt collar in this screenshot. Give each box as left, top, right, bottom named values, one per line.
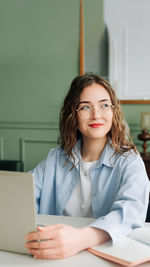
left=60, top=138, right=116, bottom=168
left=96, top=140, right=116, bottom=168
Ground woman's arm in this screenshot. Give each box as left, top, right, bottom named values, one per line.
left=89, top=154, right=150, bottom=245
left=25, top=224, right=110, bottom=259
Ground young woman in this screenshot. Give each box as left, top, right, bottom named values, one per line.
left=25, top=74, right=149, bottom=259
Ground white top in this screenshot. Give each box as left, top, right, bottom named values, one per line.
left=63, top=160, right=98, bottom=217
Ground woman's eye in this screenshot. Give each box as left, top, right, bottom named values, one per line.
left=101, top=103, right=109, bottom=109
left=80, top=105, right=91, bottom=110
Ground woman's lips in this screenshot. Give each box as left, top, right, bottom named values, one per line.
left=88, top=123, right=104, bottom=128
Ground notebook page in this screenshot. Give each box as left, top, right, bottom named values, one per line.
left=128, top=228, right=150, bottom=246
left=90, top=237, right=150, bottom=264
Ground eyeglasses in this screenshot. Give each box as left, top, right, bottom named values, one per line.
left=76, top=103, right=115, bottom=120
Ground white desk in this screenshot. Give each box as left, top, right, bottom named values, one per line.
left=0, top=215, right=150, bottom=267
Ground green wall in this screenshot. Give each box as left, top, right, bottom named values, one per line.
left=0, top=0, right=105, bottom=124
left=122, top=104, right=150, bottom=126
left=0, top=0, right=107, bottom=170
left=0, top=0, right=79, bottom=123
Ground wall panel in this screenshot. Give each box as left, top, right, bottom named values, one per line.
left=0, top=121, right=59, bottom=171
left=0, top=137, right=4, bottom=159
left=20, top=139, right=57, bottom=171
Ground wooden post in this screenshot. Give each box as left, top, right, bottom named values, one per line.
left=80, top=0, right=85, bottom=75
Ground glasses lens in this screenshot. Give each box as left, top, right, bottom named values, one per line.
left=78, top=108, right=90, bottom=119
left=77, top=104, right=114, bottom=119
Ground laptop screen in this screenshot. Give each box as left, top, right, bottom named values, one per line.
left=0, top=171, right=37, bottom=254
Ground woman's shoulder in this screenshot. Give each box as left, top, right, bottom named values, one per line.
left=46, top=145, right=65, bottom=159
left=107, top=141, right=139, bottom=159
left=115, top=148, right=145, bottom=169
left=121, top=148, right=141, bottom=160
left=106, top=141, right=142, bottom=166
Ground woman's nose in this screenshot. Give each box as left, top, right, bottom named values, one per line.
left=91, top=108, right=101, bottom=119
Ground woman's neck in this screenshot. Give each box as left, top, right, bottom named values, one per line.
left=81, top=137, right=107, bottom=162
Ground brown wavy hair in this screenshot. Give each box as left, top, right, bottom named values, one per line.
left=58, top=74, right=137, bottom=164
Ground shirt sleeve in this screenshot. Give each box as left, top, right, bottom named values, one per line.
left=89, top=154, right=150, bottom=245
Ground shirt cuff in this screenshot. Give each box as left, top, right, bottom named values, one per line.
left=89, top=216, right=129, bottom=245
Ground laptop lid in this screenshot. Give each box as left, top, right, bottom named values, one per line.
left=0, top=171, right=37, bottom=254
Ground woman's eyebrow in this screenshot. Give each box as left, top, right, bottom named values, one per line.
left=78, top=101, right=91, bottom=105
left=78, top=99, right=110, bottom=105
left=98, top=99, right=110, bottom=103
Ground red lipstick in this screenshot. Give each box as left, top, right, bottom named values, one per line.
left=88, top=123, right=104, bottom=128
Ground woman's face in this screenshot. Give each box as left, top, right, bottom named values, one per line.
left=77, top=83, right=114, bottom=143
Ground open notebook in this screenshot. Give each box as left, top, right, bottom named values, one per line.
left=87, top=227, right=150, bottom=267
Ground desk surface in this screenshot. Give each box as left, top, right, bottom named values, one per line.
left=0, top=215, right=150, bottom=267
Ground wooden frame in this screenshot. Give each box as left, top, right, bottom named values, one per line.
left=120, top=100, right=150, bottom=104
left=80, top=0, right=85, bottom=75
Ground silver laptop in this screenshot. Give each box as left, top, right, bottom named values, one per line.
left=0, top=171, right=37, bottom=254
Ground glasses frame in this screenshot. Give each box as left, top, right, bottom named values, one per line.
left=76, top=103, right=115, bottom=119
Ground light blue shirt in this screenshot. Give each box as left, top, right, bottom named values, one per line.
left=31, top=140, right=149, bottom=245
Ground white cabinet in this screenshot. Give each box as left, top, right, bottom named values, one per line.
left=104, top=0, right=150, bottom=100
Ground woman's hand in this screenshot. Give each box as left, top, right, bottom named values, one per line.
left=25, top=224, right=110, bottom=259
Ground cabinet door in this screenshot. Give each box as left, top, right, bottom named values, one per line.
left=104, top=0, right=150, bottom=100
